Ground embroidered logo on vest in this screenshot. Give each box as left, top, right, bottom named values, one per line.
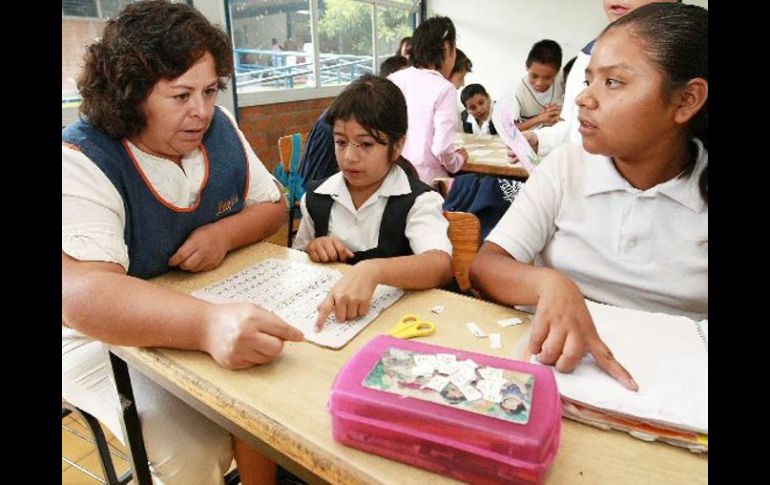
left=216, top=194, right=240, bottom=216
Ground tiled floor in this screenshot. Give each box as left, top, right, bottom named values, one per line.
left=61, top=411, right=132, bottom=484
left=61, top=223, right=293, bottom=483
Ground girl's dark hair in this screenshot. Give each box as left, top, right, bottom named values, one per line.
left=562, top=56, right=577, bottom=82
left=460, top=83, right=489, bottom=107
left=396, top=36, right=412, bottom=58
left=411, top=16, right=456, bottom=71
left=452, top=49, right=472, bottom=76
left=526, top=39, right=562, bottom=70
left=77, top=0, right=234, bottom=138
left=604, top=2, right=708, bottom=203
left=379, top=55, right=409, bottom=78
left=325, top=74, right=417, bottom=177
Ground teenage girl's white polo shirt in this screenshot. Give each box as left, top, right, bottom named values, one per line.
left=487, top=141, right=708, bottom=321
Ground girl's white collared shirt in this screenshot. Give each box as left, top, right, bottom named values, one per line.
left=293, top=165, right=452, bottom=256
left=487, top=141, right=708, bottom=321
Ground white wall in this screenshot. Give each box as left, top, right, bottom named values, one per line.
left=428, top=0, right=708, bottom=101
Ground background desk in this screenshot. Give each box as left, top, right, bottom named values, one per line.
left=454, top=132, right=529, bottom=179
left=110, top=243, right=706, bottom=484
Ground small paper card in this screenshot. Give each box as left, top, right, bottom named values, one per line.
left=492, top=100, right=542, bottom=173
left=363, top=347, right=536, bottom=424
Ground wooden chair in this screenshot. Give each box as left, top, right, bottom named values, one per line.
left=277, top=132, right=308, bottom=246
left=444, top=211, right=482, bottom=294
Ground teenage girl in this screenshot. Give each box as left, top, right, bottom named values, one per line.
left=471, top=3, right=708, bottom=390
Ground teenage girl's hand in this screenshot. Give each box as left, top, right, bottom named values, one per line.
left=307, top=236, right=355, bottom=263
left=315, top=260, right=380, bottom=331
left=203, top=302, right=304, bottom=369
left=529, top=271, right=639, bottom=391
left=169, top=224, right=229, bottom=272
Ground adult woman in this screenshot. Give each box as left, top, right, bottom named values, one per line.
left=62, top=1, right=303, bottom=483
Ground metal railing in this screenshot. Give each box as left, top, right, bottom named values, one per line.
left=62, top=49, right=380, bottom=104
left=234, top=48, right=375, bottom=89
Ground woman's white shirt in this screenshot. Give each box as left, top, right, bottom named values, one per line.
left=62, top=106, right=281, bottom=271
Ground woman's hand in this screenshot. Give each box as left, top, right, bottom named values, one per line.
left=307, top=236, right=354, bottom=263
left=203, top=302, right=304, bottom=369
left=530, top=271, right=638, bottom=391
left=169, top=224, right=229, bottom=272
left=315, top=261, right=380, bottom=330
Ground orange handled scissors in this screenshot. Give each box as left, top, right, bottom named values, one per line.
left=388, top=314, right=436, bottom=339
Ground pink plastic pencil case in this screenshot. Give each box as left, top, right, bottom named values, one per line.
left=329, top=335, right=562, bottom=484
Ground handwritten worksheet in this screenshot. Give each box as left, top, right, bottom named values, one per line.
left=192, top=259, right=404, bottom=349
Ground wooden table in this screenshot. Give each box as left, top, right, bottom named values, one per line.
left=109, top=242, right=707, bottom=484
left=454, top=132, right=529, bottom=179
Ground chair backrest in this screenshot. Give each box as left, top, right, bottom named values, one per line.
left=444, top=211, right=482, bottom=293
left=432, top=177, right=453, bottom=198
left=278, top=132, right=308, bottom=174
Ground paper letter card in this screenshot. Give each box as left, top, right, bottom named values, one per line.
left=192, top=258, right=404, bottom=349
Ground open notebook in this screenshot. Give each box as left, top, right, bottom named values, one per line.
left=192, top=258, right=404, bottom=349
left=518, top=300, right=708, bottom=452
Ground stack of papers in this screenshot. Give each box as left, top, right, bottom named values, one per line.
left=523, top=300, right=708, bottom=452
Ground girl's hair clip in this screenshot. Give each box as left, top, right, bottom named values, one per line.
left=442, top=29, right=449, bottom=39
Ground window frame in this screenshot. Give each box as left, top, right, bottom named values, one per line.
left=62, top=0, right=422, bottom=126
left=219, top=0, right=421, bottom=107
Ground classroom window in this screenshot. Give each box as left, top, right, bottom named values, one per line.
left=62, top=0, right=134, bottom=19
left=61, top=0, right=186, bottom=126
left=375, top=3, right=415, bottom=72
left=228, top=0, right=420, bottom=106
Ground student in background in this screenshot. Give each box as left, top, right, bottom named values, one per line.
left=396, top=36, right=413, bottom=61
left=300, top=56, right=410, bottom=191
left=449, top=48, right=472, bottom=89
left=460, top=83, right=497, bottom=135
left=471, top=2, right=707, bottom=391
left=561, top=56, right=577, bottom=88
left=388, top=16, right=469, bottom=184
left=61, top=2, right=303, bottom=483
left=524, top=0, right=681, bottom=157
left=380, top=54, right=410, bottom=78
left=498, top=39, right=564, bottom=132
left=293, top=75, right=453, bottom=328
left=270, top=37, right=283, bottom=67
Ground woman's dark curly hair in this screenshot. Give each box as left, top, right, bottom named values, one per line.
left=77, top=0, right=234, bottom=138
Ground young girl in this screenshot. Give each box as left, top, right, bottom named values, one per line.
left=292, top=74, right=453, bottom=329
left=470, top=3, right=708, bottom=391
left=388, top=16, right=468, bottom=184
